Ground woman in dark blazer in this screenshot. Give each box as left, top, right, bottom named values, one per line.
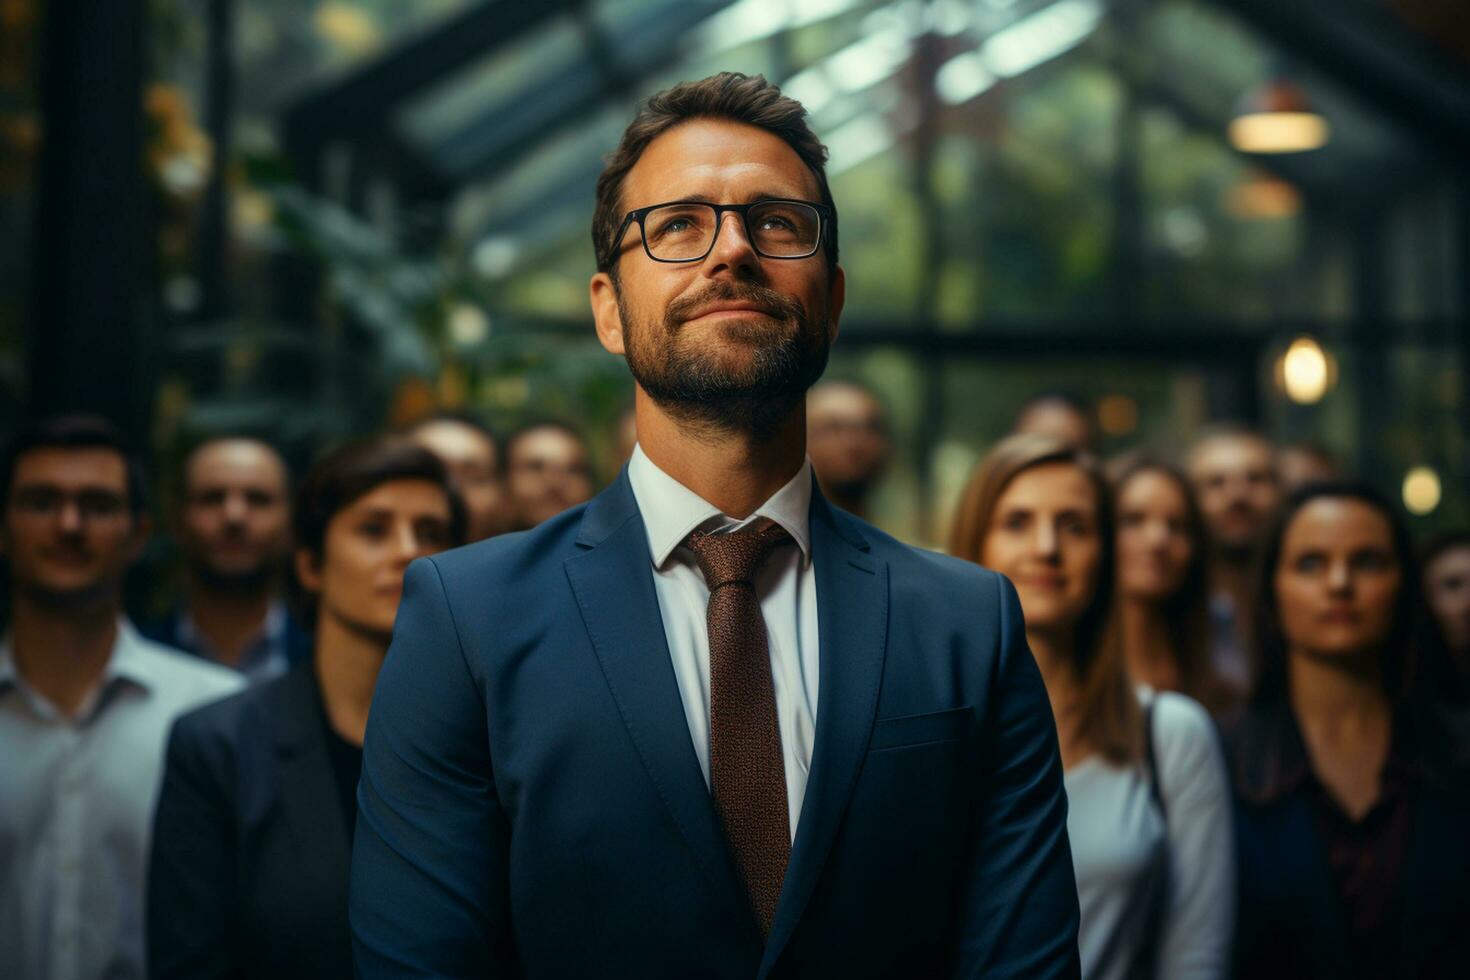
left=146, top=438, right=465, bottom=979
left=1229, top=481, right=1470, bottom=980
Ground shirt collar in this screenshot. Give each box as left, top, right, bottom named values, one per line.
left=0, top=619, right=158, bottom=721
left=626, top=443, right=812, bottom=569
left=105, top=619, right=162, bottom=690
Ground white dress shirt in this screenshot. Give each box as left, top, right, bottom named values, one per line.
left=626, top=445, right=820, bottom=841
left=0, top=619, right=243, bottom=980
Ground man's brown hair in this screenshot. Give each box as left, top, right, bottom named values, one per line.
left=592, top=72, right=839, bottom=277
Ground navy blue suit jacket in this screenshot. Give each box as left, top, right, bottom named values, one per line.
left=350, top=472, right=1079, bottom=978
left=148, top=664, right=353, bottom=979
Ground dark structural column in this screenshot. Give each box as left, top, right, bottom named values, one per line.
left=28, top=0, right=149, bottom=437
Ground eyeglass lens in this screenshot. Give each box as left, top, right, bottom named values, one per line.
left=642, top=202, right=820, bottom=260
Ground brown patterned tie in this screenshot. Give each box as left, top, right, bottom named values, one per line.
left=685, top=521, right=793, bottom=937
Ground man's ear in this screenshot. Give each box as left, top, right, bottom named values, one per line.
left=590, top=272, right=626, bottom=356
left=294, top=547, right=324, bottom=594
left=827, top=263, right=846, bottom=342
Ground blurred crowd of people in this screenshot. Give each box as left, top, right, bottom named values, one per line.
left=2, top=380, right=1469, bottom=978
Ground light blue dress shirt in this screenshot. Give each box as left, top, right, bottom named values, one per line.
left=0, top=619, right=242, bottom=980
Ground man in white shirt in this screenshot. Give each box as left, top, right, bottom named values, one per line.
left=351, top=72, right=1079, bottom=979
left=0, top=416, right=242, bottom=980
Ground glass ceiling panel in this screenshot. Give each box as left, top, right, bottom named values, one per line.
left=394, top=14, right=586, bottom=151
left=233, top=0, right=477, bottom=115
left=384, top=0, right=1448, bottom=333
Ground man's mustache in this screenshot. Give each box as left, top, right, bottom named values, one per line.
left=665, top=281, right=805, bottom=327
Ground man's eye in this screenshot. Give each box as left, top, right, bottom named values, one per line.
left=80, top=494, right=124, bottom=517
left=357, top=523, right=387, bottom=539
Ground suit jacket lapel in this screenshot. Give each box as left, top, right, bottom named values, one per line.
left=272, top=666, right=351, bottom=906
left=564, top=472, right=754, bottom=927
left=761, top=489, right=889, bottom=974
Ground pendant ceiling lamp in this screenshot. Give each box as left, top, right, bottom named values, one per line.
left=1229, top=75, right=1330, bottom=154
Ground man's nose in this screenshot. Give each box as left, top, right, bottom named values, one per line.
left=703, top=211, right=761, bottom=276
left=57, top=499, right=84, bottom=532
left=222, top=493, right=249, bottom=524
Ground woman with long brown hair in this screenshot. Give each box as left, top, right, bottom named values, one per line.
left=1110, top=452, right=1238, bottom=716
left=953, top=433, right=1233, bottom=979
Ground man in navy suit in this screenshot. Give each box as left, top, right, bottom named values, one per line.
left=350, top=72, right=1080, bottom=978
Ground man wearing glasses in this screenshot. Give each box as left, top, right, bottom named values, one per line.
left=0, top=416, right=242, bottom=980
left=352, top=73, right=1079, bottom=978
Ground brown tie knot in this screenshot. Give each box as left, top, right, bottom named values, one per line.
left=685, top=521, right=792, bottom=592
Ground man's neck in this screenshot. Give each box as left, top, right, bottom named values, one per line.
left=636, top=394, right=807, bottom=519
left=8, top=592, right=120, bottom=719
left=185, top=580, right=274, bottom=666
left=1209, top=552, right=1254, bottom=612
left=314, top=614, right=390, bottom=747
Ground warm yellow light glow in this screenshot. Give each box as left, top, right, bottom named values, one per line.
left=1226, top=175, right=1302, bottom=220
left=1280, top=336, right=1331, bottom=404
left=1097, top=395, right=1138, bottom=437
left=1228, top=112, right=1330, bottom=154
left=1403, top=467, right=1442, bottom=516
left=314, top=2, right=381, bottom=55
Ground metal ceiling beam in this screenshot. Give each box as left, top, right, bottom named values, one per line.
left=1215, top=0, right=1470, bottom=160
left=432, top=0, right=738, bottom=185
left=281, top=0, right=583, bottom=158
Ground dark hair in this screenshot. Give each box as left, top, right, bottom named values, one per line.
left=951, top=433, right=1141, bottom=764
left=1108, top=452, right=1229, bottom=712
left=289, top=438, right=467, bottom=622
left=592, top=72, right=839, bottom=277
left=1422, top=530, right=1470, bottom=571
left=1, top=414, right=147, bottom=519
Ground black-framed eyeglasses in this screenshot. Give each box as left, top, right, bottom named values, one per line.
left=613, top=199, right=831, bottom=263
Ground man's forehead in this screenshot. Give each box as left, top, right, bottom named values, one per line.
left=188, top=440, right=285, bottom=482
left=622, top=118, right=821, bottom=207
left=15, top=447, right=128, bottom=487
left=1194, top=436, right=1272, bottom=469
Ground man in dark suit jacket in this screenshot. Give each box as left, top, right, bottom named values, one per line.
left=350, top=72, right=1080, bottom=978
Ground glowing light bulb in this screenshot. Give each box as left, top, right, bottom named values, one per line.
left=1403, top=467, right=1442, bottom=516
left=1280, top=336, right=1330, bottom=405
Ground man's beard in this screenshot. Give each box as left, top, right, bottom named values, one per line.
left=619, top=279, right=830, bottom=442
left=190, top=554, right=278, bottom=595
